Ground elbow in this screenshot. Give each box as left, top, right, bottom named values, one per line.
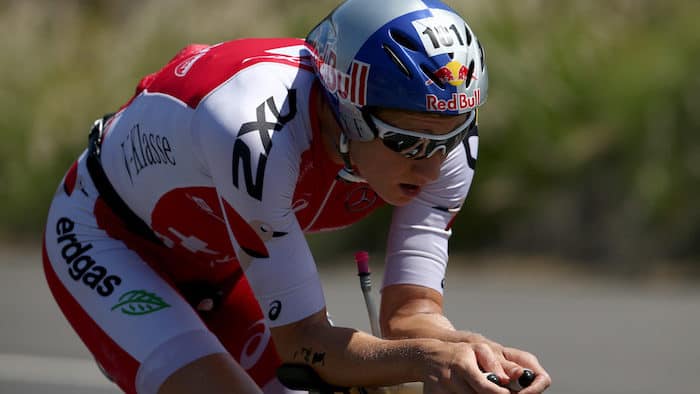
left=270, top=308, right=332, bottom=362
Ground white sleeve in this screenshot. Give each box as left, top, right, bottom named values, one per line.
left=193, top=65, right=325, bottom=327
left=383, top=137, right=477, bottom=294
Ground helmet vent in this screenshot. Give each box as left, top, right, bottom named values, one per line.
left=464, top=24, right=473, bottom=45
left=389, top=28, right=421, bottom=52
left=420, top=64, right=446, bottom=89
left=383, top=44, right=411, bottom=77
left=465, top=59, right=475, bottom=88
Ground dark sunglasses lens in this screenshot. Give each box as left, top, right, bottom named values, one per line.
left=381, top=132, right=421, bottom=155
left=379, top=117, right=476, bottom=160
left=442, top=118, right=476, bottom=154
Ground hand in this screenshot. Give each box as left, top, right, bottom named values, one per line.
left=421, top=341, right=512, bottom=394
left=463, top=333, right=551, bottom=394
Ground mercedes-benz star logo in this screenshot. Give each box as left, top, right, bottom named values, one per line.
left=345, top=186, right=377, bottom=213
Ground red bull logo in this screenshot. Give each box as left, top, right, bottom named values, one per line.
left=426, top=88, right=481, bottom=112
left=318, top=60, right=369, bottom=106
left=434, top=60, right=470, bottom=87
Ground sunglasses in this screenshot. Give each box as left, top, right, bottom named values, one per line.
left=368, top=110, right=477, bottom=160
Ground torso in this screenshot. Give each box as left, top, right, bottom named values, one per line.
left=94, top=38, right=476, bottom=325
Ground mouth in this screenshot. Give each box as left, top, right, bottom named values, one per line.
left=399, top=183, right=422, bottom=198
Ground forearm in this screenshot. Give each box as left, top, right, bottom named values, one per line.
left=379, top=285, right=483, bottom=344
left=273, top=312, right=438, bottom=387
left=383, top=311, right=480, bottom=343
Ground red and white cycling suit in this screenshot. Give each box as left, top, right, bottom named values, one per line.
left=42, top=38, right=477, bottom=394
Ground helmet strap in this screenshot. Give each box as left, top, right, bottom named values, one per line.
left=336, top=133, right=367, bottom=183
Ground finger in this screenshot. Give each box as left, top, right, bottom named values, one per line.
left=502, top=348, right=542, bottom=378
left=462, top=349, right=510, bottom=394
left=512, top=372, right=552, bottom=394
left=500, top=358, right=523, bottom=383
left=473, top=343, right=509, bottom=383
left=502, top=347, right=539, bottom=368
left=502, top=348, right=551, bottom=394
left=504, top=369, right=535, bottom=391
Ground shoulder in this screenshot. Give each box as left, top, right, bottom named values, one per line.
left=138, top=38, right=316, bottom=109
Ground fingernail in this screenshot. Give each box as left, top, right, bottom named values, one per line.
left=483, top=372, right=501, bottom=385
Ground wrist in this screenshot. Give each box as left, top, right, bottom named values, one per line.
left=409, top=338, right=448, bottom=382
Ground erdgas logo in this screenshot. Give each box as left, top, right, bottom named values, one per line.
left=55, top=217, right=122, bottom=297
left=111, top=289, right=171, bottom=316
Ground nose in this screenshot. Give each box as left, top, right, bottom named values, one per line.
left=410, top=154, right=442, bottom=184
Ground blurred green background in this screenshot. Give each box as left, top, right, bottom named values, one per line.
left=1, top=0, right=698, bottom=276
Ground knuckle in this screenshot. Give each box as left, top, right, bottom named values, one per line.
left=474, top=342, right=492, bottom=354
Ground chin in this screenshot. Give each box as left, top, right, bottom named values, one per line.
left=376, top=188, right=413, bottom=207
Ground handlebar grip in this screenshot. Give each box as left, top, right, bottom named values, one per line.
left=484, top=369, right=535, bottom=392
left=507, top=369, right=535, bottom=391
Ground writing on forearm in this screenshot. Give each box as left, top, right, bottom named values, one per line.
left=293, top=346, right=326, bottom=366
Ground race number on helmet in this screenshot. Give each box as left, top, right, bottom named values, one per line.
left=306, top=0, right=488, bottom=141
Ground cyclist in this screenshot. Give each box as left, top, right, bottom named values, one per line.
left=42, top=0, right=551, bottom=393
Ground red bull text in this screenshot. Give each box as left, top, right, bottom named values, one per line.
left=318, top=60, right=369, bottom=106
left=426, top=88, right=481, bottom=112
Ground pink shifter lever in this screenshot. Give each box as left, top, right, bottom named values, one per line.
left=354, top=250, right=370, bottom=275
left=354, top=250, right=381, bottom=337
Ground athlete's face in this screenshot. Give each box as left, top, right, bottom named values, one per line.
left=352, top=109, right=468, bottom=206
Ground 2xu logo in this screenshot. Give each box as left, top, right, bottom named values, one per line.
left=55, top=217, right=122, bottom=297
left=232, top=90, right=297, bottom=201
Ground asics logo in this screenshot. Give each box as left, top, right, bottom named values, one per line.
left=175, top=48, right=210, bottom=77
left=239, top=319, right=272, bottom=370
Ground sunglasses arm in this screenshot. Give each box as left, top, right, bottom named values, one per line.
left=336, top=133, right=367, bottom=183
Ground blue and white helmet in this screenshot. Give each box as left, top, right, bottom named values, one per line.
left=306, top=0, right=488, bottom=141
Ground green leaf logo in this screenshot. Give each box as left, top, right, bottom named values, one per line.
left=111, top=290, right=171, bottom=316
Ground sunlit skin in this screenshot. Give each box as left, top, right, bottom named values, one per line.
left=317, top=91, right=468, bottom=206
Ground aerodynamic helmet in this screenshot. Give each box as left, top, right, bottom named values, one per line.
left=306, top=0, right=488, bottom=142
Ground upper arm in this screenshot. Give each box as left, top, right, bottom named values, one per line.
left=381, top=144, right=475, bottom=336
left=383, top=143, right=475, bottom=294
left=193, top=67, right=325, bottom=327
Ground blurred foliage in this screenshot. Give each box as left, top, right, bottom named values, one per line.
left=1, top=0, right=698, bottom=270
